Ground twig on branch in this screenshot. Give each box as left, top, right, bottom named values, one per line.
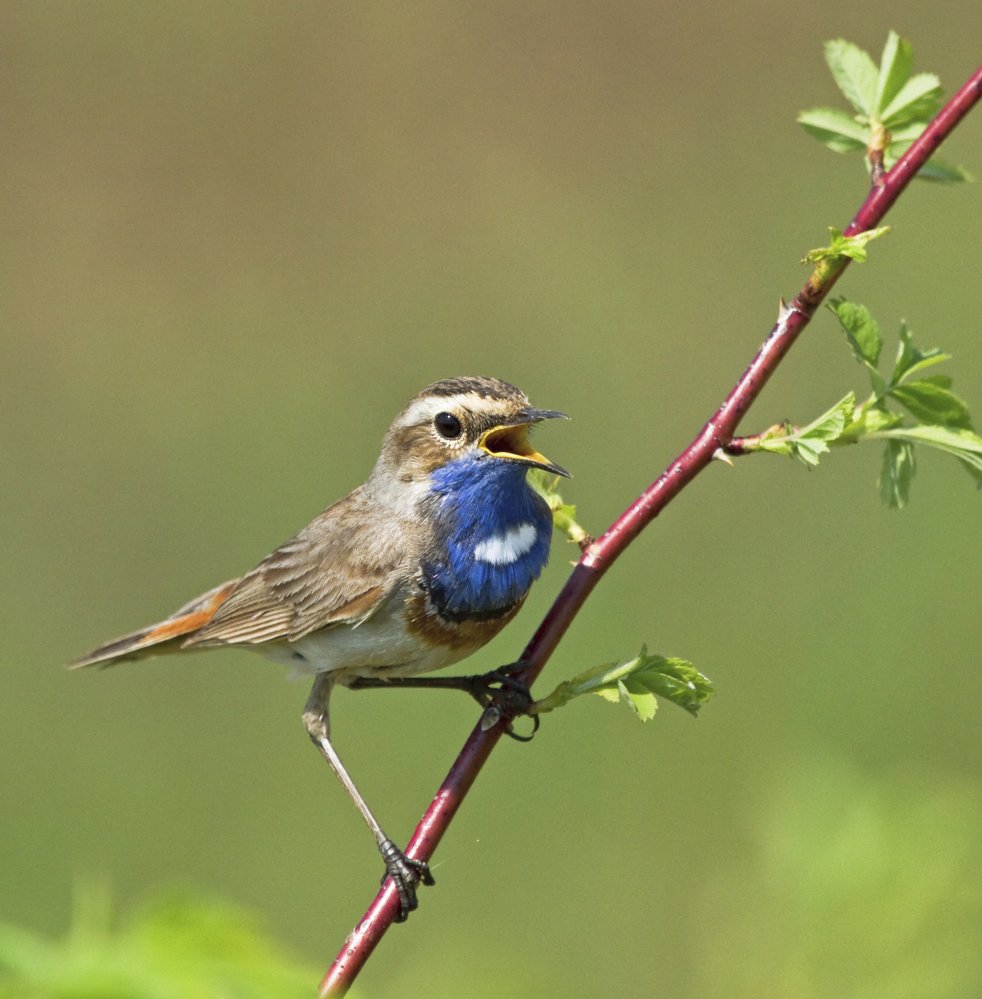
left=320, top=62, right=981, bottom=998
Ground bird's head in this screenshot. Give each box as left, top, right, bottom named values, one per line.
left=371, top=376, right=569, bottom=499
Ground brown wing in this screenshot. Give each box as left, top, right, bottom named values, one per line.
left=186, top=485, right=408, bottom=647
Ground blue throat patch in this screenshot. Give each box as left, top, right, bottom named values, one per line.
left=423, top=455, right=552, bottom=620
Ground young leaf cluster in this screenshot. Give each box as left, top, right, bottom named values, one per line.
left=798, top=31, right=970, bottom=183
left=747, top=300, right=982, bottom=508
left=832, top=300, right=982, bottom=506
left=753, top=393, right=858, bottom=469
left=802, top=225, right=890, bottom=287
left=804, top=226, right=890, bottom=266
left=531, top=647, right=715, bottom=722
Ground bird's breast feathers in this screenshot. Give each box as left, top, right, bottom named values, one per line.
left=417, top=455, right=552, bottom=622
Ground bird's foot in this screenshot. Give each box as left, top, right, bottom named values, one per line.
left=466, top=666, right=540, bottom=742
left=346, top=666, right=540, bottom=741
left=379, top=838, right=435, bottom=922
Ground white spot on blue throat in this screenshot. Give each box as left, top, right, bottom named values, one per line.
left=473, top=522, right=538, bottom=565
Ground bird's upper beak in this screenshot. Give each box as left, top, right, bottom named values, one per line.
left=478, top=407, right=571, bottom=477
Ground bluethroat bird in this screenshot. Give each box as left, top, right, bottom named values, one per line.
left=72, top=376, right=568, bottom=920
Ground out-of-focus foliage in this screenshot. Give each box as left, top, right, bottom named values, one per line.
left=0, top=890, right=317, bottom=999
left=689, top=760, right=982, bottom=999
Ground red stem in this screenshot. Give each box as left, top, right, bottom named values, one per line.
left=320, top=63, right=982, bottom=997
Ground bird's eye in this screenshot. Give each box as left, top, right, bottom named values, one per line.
left=433, top=412, right=463, bottom=439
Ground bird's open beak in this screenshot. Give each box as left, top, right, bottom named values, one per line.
left=478, top=408, right=571, bottom=477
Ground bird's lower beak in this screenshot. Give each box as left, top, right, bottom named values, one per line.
left=478, top=408, right=570, bottom=477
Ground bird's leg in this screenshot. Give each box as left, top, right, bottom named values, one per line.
left=302, top=674, right=434, bottom=921
left=348, top=665, right=539, bottom=741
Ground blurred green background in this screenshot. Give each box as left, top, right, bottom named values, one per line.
left=4, top=4, right=981, bottom=997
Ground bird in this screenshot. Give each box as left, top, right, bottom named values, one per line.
left=71, top=375, right=569, bottom=920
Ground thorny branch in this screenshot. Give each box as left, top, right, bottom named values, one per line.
left=320, top=63, right=982, bottom=998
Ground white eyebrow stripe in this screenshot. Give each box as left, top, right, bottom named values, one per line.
left=395, top=393, right=509, bottom=429
left=473, top=523, right=539, bottom=565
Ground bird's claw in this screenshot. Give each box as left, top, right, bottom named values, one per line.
left=469, top=667, right=540, bottom=742
left=379, top=838, right=435, bottom=922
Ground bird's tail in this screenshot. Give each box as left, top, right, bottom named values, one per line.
left=69, top=579, right=238, bottom=668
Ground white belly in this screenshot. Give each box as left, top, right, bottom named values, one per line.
left=257, top=592, right=463, bottom=681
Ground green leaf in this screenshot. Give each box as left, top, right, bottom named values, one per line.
left=642, top=657, right=717, bottom=717
left=827, top=299, right=887, bottom=394
left=752, top=427, right=794, bottom=459
left=839, top=403, right=902, bottom=443
left=531, top=648, right=715, bottom=721
left=750, top=392, right=856, bottom=468
left=828, top=299, right=882, bottom=366
left=803, top=394, right=857, bottom=440
left=886, top=120, right=928, bottom=143
left=790, top=393, right=856, bottom=466
left=806, top=227, right=890, bottom=266
left=824, top=38, right=879, bottom=115
left=877, top=425, right=982, bottom=475
left=875, top=31, right=914, bottom=115
left=797, top=107, right=869, bottom=153
left=790, top=438, right=834, bottom=469
left=916, top=157, right=973, bottom=184
left=752, top=395, right=857, bottom=466
left=889, top=378, right=974, bottom=429
left=619, top=676, right=659, bottom=722
left=883, top=130, right=972, bottom=183
left=879, top=439, right=916, bottom=508
left=880, top=72, right=943, bottom=127
left=891, top=321, right=949, bottom=385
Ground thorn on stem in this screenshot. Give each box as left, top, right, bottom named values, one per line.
left=480, top=707, right=501, bottom=731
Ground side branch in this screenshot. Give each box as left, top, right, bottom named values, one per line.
left=320, top=62, right=981, bottom=998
